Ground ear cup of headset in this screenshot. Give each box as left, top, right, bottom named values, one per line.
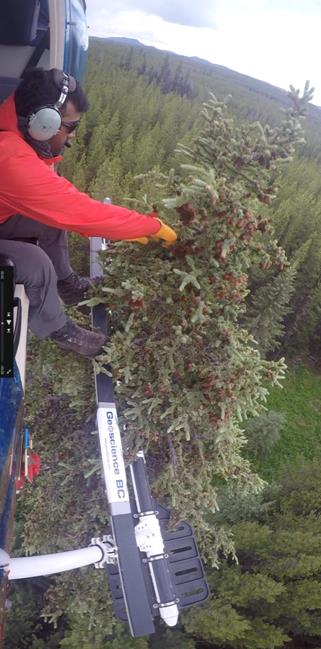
left=27, top=106, right=62, bottom=141
left=26, top=68, right=76, bottom=142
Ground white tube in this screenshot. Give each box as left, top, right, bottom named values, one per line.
left=160, top=604, right=179, bottom=627
left=8, top=545, right=103, bottom=580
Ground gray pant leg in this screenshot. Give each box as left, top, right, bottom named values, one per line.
left=0, top=240, right=67, bottom=339
left=0, top=214, right=73, bottom=280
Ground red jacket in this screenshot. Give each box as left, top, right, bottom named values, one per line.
left=0, top=95, right=160, bottom=239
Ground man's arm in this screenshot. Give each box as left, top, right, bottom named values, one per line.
left=0, top=137, right=161, bottom=239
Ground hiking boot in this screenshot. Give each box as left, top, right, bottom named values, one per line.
left=50, top=318, right=106, bottom=358
left=57, top=272, right=102, bottom=307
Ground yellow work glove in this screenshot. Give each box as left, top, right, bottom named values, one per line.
left=125, top=214, right=177, bottom=246
left=125, top=236, right=149, bottom=244
left=150, top=219, right=177, bottom=246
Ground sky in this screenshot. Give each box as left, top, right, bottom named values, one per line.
left=85, top=0, right=321, bottom=107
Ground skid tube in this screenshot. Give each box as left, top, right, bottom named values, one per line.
left=90, top=227, right=209, bottom=637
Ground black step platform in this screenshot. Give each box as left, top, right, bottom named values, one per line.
left=106, top=510, right=209, bottom=623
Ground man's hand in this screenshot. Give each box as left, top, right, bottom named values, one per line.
left=150, top=219, right=177, bottom=246
left=125, top=214, right=177, bottom=246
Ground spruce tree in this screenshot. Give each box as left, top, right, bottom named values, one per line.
left=91, top=83, right=313, bottom=563
left=184, top=459, right=321, bottom=649
left=243, top=264, right=297, bottom=356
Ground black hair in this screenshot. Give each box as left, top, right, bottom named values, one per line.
left=14, top=67, right=89, bottom=117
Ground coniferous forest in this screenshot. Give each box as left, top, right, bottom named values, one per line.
left=5, top=38, right=321, bottom=649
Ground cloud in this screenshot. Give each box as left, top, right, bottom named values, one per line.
left=85, top=0, right=321, bottom=106
left=129, top=0, right=216, bottom=27
left=87, top=0, right=217, bottom=28
left=267, top=0, right=320, bottom=12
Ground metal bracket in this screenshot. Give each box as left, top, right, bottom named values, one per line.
left=0, top=549, right=10, bottom=572
left=134, top=514, right=164, bottom=555
left=142, top=553, right=169, bottom=563
left=133, top=510, right=159, bottom=519
left=152, top=599, right=180, bottom=610
left=90, top=535, right=118, bottom=568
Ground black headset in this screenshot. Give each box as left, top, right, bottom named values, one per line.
left=27, top=69, right=77, bottom=141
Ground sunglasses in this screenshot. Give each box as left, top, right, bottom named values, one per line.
left=60, top=120, right=80, bottom=133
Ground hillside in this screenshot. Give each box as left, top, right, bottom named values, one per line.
left=93, top=36, right=321, bottom=161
